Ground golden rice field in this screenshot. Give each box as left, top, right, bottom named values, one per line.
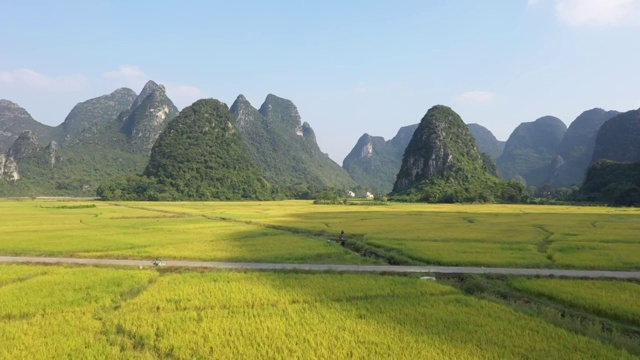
left=0, top=264, right=635, bottom=360
left=0, top=200, right=372, bottom=265
left=510, top=278, right=640, bottom=326
left=3, top=199, right=638, bottom=269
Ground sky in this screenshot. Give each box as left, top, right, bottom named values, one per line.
left=1, top=0, right=639, bottom=163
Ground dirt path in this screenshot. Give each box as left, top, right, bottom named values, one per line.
left=1, top=256, right=639, bottom=279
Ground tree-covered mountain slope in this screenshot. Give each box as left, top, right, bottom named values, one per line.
left=591, top=109, right=640, bottom=164
left=581, top=160, right=640, bottom=206
left=143, top=99, right=271, bottom=200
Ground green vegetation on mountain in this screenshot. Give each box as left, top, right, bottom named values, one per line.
left=550, top=108, right=620, bottom=187
left=497, top=116, right=567, bottom=186
left=591, top=109, right=640, bottom=163
left=102, top=99, right=272, bottom=201
left=230, top=94, right=354, bottom=196
left=390, top=105, right=525, bottom=203
left=581, top=160, right=640, bottom=206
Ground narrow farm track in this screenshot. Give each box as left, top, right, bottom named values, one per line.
left=1, top=256, right=639, bottom=279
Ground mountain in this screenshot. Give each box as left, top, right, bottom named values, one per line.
left=230, top=94, right=354, bottom=193
left=60, top=88, right=137, bottom=144
left=0, top=130, right=60, bottom=184
left=549, top=108, right=620, bottom=187
left=342, top=124, right=418, bottom=192
left=0, top=81, right=180, bottom=196
left=343, top=122, right=503, bottom=193
left=120, top=81, right=179, bottom=151
left=496, top=116, right=567, bottom=186
left=591, top=109, right=640, bottom=163
left=0, top=100, right=54, bottom=152
left=581, top=160, right=640, bottom=206
left=467, top=123, right=505, bottom=160
left=143, top=99, right=271, bottom=200
left=391, top=105, right=504, bottom=202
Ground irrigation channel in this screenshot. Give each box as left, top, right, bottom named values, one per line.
left=1, top=256, right=639, bottom=279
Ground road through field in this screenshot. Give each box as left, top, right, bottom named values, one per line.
left=1, top=256, right=639, bottom=279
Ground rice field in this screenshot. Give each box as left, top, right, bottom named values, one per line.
left=0, top=264, right=635, bottom=360
left=1, top=199, right=639, bottom=269
left=510, top=278, right=640, bottom=327
left=0, top=200, right=371, bottom=265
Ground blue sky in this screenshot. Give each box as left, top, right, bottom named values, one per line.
left=1, top=0, right=639, bottom=163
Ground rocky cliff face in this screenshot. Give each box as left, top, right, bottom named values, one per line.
left=496, top=116, right=567, bottom=186
left=0, top=153, right=19, bottom=181
left=550, top=108, right=620, bottom=187
left=230, top=94, right=355, bottom=190
left=392, top=105, right=491, bottom=195
left=121, top=81, right=179, bottom=151
left=591, top=109, right=640, bottom=163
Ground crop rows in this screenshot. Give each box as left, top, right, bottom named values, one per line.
left=0, top=264, right=634, bottom=359
left=510, top=278, right=640, bottom=326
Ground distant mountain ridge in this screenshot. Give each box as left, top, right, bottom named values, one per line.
left=550, top=108, right=620, bottom=187
left=342, top=124, right=418, bottom=192
left=343, top=122, right=504, bottom=192
left=496, top=116, right=567, bottom=186
left=230, top=94, right=355, bottom=192
left=467, top=123, right=505, bottom=160
left=0, top=81, right=178, bottom=196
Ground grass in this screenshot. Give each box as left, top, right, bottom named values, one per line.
left=0, top=264, right=634, bottom=359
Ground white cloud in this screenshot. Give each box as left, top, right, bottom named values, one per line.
left=557, top=0, right=640, bottom=26
left=455, top=91, right=496, bottom=105
left=102, top=65, right=146, bottom=79
left=102, top=65, right=150, bottom=91
left=532, top=0, right=640, bottom=26
left=166, top=84, right=206, bottom=109
left=0, top=68, right=86, bottom=91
